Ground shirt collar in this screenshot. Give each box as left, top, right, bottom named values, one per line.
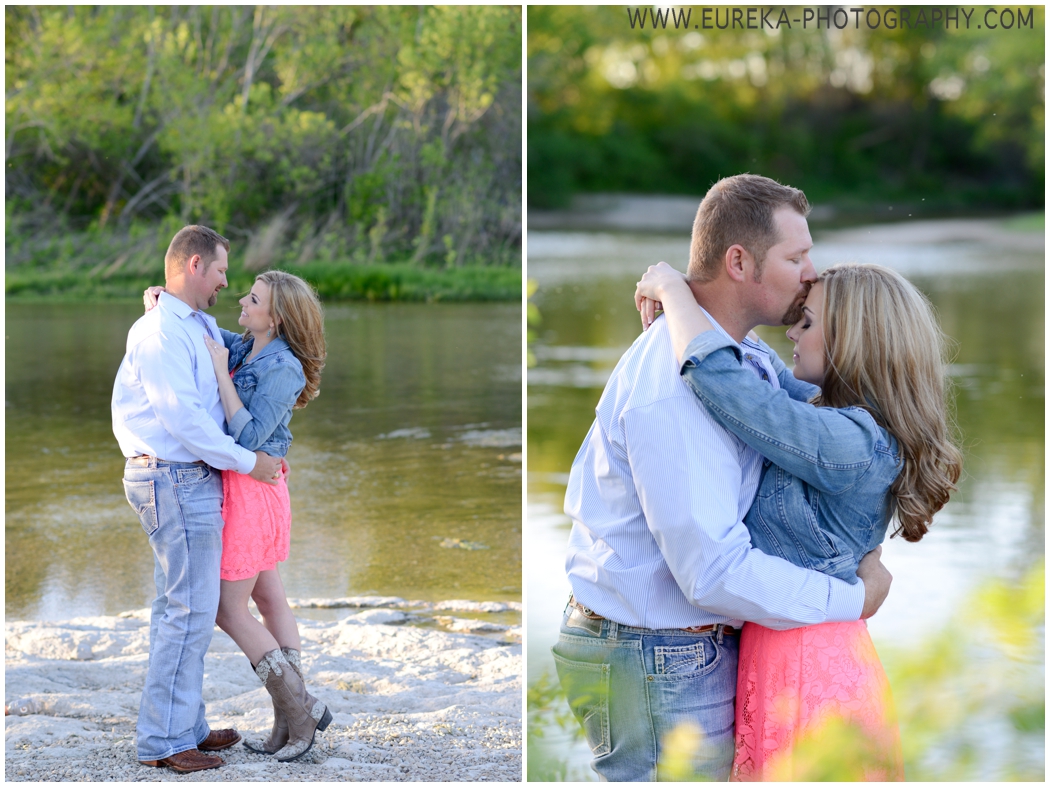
left=696, top=304, right=737, bottom=345
left=159, top=291, right=216, bottom=325
left=694, top=303, right=770, bottom=360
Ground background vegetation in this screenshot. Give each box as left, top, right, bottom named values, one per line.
left=528, top=6, right=1044, bottom=212
left=6, top=6, right=521, bottom=300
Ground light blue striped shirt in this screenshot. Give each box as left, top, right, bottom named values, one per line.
left=112, top=292, right=257, bottom=474
left=564, top=313, right=865, bottom=630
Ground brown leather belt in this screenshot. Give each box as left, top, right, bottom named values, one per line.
left=128, top=455, right=205, bottom=466
left=568, top=595, right=739, bottom=636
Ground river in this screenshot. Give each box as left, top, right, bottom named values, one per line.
left=6, top=300, right=522, bottom=627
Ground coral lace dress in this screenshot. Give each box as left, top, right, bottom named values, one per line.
left=731, top=620, right=904, bottom=781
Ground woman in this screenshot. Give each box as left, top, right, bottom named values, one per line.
left=635, top=261, right=962, bottom=781
left=145, top=271, right=330, bottom=763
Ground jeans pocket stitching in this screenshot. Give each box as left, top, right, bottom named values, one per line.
left=174, top=466, right=207, bottom=486
left=651, top=639, right=721, bottom=680
left=655, top=642, right=707, bottom=675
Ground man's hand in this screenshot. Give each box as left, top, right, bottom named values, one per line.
left=857, top=545, right=892, bottom=619
left=248, top=451, right=283, bottom=486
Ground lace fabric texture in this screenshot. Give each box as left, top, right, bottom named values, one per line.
left=731, top=620, right=904, bottom=782
left=220, top=469, right=292, bottom=581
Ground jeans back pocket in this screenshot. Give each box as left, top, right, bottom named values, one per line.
left=551, top=648, right=611, bottom=757
left=123, top=479, right=158, bottom=536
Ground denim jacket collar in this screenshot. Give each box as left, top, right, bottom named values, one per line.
left=231, top=335, right=290, bottom=368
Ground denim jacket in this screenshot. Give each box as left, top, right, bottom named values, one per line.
left=218, top=329, right=305, bottom=458
left=680, top=331, right=902, bottom=584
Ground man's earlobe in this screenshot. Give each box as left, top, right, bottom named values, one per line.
left=725, top=245, right=749, bottom=283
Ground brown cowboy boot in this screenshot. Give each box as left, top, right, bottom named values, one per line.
left=254, top=649, right=332, bottom=762
left=243, top=648, right=304, bottom=755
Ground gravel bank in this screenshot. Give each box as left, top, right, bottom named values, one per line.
left=5, top=606, right=521, bottom=781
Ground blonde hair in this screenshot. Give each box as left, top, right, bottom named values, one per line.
left=250, top=271, right=326, bottom=409
left=688, top=174, right=810, bottom=282
left=813, top=263, right=962, bottom=542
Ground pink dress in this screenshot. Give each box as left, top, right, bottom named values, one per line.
left=731, top=620, right=904, bottom=781
left=219, top=468, right=291, bottom=581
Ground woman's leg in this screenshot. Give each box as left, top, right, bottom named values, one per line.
left=215, top=575, right=280, bottom=666
left=251, top=568, right=301, bottom=651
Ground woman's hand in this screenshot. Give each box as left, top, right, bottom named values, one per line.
left=203, top=335, right=230, bottom=378
left=143, top=286, right=165, bottom=312
left=635, top=262, right=690, bottom=330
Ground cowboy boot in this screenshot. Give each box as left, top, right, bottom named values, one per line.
left=254, top=649, right=333, bottom=763
left=243, top=648, right=304, bottom=755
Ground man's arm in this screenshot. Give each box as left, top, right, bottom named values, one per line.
left=624, top=394, right=865, bottom=629
left=133, top=330, right=258, bottom=474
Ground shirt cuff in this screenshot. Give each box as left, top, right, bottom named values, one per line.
left=680, top=331, right=742, bottom=373
left=825, top=575, right=865, bottom=622
left=234, top=447, right=256, bottom=475
left=228, top=407, right=254, bottom=441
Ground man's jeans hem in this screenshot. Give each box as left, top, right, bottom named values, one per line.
left=552, top=608, right=739, bottom=782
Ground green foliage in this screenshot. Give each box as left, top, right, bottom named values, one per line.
left=527, top=279, right=541, bottom=367
left=527, top=7, right=1044, bottom=210
left=7, top=6, right=521, bottom=265
left=4, top=213, right=518, bottom=302
left=527, top=672, right=585, bottom=782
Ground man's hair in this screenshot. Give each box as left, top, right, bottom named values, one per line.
left=164, top=225, right=230, bottom=279
left=687, top=174, right=810, bottom=282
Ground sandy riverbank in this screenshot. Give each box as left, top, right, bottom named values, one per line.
left=5, top=600, right=521, bottom=782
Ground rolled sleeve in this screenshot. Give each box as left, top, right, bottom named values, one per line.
left=228, top=407, right=254, bottom=442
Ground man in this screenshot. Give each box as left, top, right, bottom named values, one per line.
left=555, top=175, right=893, bottom=781
left=112, top=225, right=284, bottom=773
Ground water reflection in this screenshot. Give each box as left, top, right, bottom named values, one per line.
left=6, top=300, right=522, bottom=621
left=526, top=225, right=1044, bottom=779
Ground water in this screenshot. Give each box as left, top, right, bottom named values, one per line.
left=6, top=300, right=522, bottom=623
left=526, top=226, right=1044, bottom=779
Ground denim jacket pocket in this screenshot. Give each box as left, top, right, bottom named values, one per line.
left=123, top=479, right=158, bottom=536
left=233, top=368, right=259, bottom=400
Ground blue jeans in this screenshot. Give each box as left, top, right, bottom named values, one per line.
left=123, top=457, right=224, bottom=761
left=552, top=605, right=739, bottom=782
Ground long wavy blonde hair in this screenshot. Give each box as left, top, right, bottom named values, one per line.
left=814, top=263, right=962, bottom=542
left=250, top=270, right=326, bottom=409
